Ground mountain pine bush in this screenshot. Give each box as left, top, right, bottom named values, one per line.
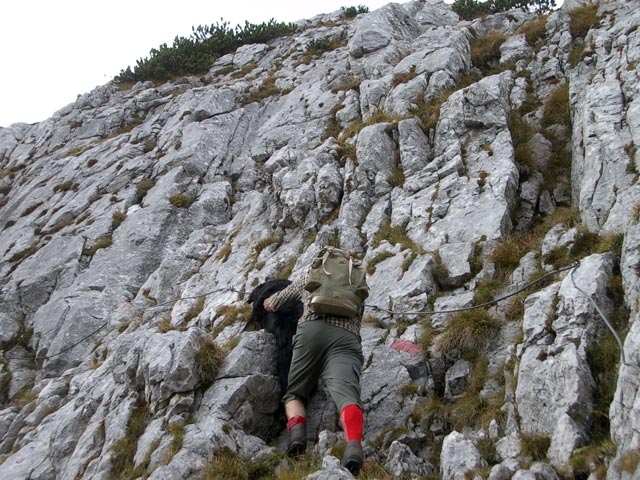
left=115, top=19, right=299, bottom=84
left=452, top=0, right=556, bottom=20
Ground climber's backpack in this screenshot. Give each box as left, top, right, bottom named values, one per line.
left=304, top=247, right=369, bottom=318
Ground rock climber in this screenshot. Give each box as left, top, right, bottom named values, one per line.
left=263, top=247, right=368, bottom=475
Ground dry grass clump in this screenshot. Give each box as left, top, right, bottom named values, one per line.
left=203, top=448, right=325, bottom=480
left=322, top=104, right=345, bottom=141
left=215, top=241, right=233, bottom=262
left=276, top=257, right=297, bottom=280
left=569, top=4, right=599, bottom=39
left=413, top=358, right=503, bottom=437
left=48, top=216, right=75, bottom=234
left=53, top=180, right=79, bottom=193
left=620, top=451, right=640, bottom=475
left=20, top=202, right=43, bottom=217
left=391, top=65, right=418, bottom=88
left=520, top=433, right=551, bottom=463
left=9, top=387, right=38, bottom=408
left=489, top=208, right=580, bottom=279
left=211, top=303, right=252, bottom=338
left=588, top=334, right=625, bottom=443
left=82, top=235, right=113, bottom=256
left=336, top=139, right=357, bottom=166
left=169, top=193, right=194, bottom=208
left=184, top=297, right=205, bottom=322
left=367, top=250, right=395, bottom=275
left=436, top=310, right=500, bottom=359
left=110, top=402, right=150, bottom=480
left=410, top=89, right=450, bottom=133
left=543, top=229, right=624, bottom=270
left=410, top=75, right=477, bottom=134
left=570, top=441, right=615, bottom=479
left=519, top=16, right=548, bottom=48
left=330, top=75, right=361, bottom=94
left=473, top=278, right=507, bottom=306
left=542, top=83, right=571, bottom=128
left=8, top=242, right=40, bottom=263
left=568, top=43, right=586, bottom=68
left=143, top=139, right=157, bottom=154
left=195, top=337, right=226, bottom=385
left=253, top=232, right=285, bottom=259
left=489, top=235, right=535, bottom=278
left=301, top=37, right=344, bottom=63
left=508, top=111, right=535, bottom=172
left=215, top=304, right=251, bottom=326
left=246, top=74, right=282, bottom=103
left=111, top=211, right=126, bottom=230
left=387, top=169, right=405, bottom=188
left=163, top=422, right=186, bottom=464
left=470, top=33, right=507, bottom=74
left=372, top=221, right=419, bottom=253
left=157, top=317, right=175, bottom=333
left=135, top=177, right=155, bottom=202
left=231, top=62, right=257, bottom=79
left=339, top=111, right=406, bottom=144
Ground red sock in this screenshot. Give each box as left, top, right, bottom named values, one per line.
left=340, top=404, right=363, bottom=442
left=287, top=415, right=306, bottom=430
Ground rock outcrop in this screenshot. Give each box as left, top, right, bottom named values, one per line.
left=1, top=0, right=639, bottom=478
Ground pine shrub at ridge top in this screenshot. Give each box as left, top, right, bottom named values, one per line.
left=115, top=19, right=299, bottom=84
left=452, top=0, right=556, bottom=20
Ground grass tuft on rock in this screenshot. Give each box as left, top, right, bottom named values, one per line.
left=520, top=433, right=550, bottom=464
left=135, top=177, right=155, bottom=203
left=470, top=33, right=507, bottom=75
left=436, top=310, right=500, bottom=360
left=82, top=235, right=113, bottom=257
left=109, top=402, right=150, bottom=480
left=569, top=4, right=599, bottom=39
left=195, top=337, right=226, bottom=385
left=169, top=193, right=194, bottom=208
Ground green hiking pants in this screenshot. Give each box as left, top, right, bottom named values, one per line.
left=283, top=320, right=364, bottom=412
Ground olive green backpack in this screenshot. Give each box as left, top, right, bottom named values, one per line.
left=304, top=247, right=369, bottom=318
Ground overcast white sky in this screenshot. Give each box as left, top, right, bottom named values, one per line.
left=0, top=0, right=403, bottom=127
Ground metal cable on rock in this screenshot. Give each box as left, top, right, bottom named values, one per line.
left=365, top=262, right=580, bottom=316
left=5, top=261, right=638, bottom=371
left=4, top=287, right=249, bottom=361
left=569, top=265, right=633, bottom=368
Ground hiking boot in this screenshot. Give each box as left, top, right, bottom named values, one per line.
left=286, top=423, right=307, bottom=456
left=342, top=440, right=364, bottom=475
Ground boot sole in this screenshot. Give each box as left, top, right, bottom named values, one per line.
left=343, top=458, right=363, bottom=475
left=287, top=441, right=306, bottom=457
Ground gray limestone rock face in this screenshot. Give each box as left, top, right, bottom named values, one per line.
left=348, top=4, right=422, bottom=60
left=609, top=310, right=640, bottom=456
left=306, top=455, right=353, bottom=479
left=440, top=431, right=487, bottom=480
left=516, top=254, right=616, bottom=469
left=444, top=359, right=472, bottom=400
left=8, top=235, right=84, bottom=315
left=385, top=440, right=435, bottom=477
left=398, top=118, right=431, bottom=176
left=360, top=326, right=425, bottom=438
left=438, top=242, right=474, bottom=288
left=500, top=34, right=534, bottom=65
left=609, top=224, right=640, bottom=467
left=355, top=123, right=397, bottom=195
left=569, top=1, right=640, bottom=233
left=0, top=1, right=639, bottom=478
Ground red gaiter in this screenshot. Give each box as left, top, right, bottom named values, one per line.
left=287, top=415, right=306, bottom=430
left=340, top=404, right=363, bottom=442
